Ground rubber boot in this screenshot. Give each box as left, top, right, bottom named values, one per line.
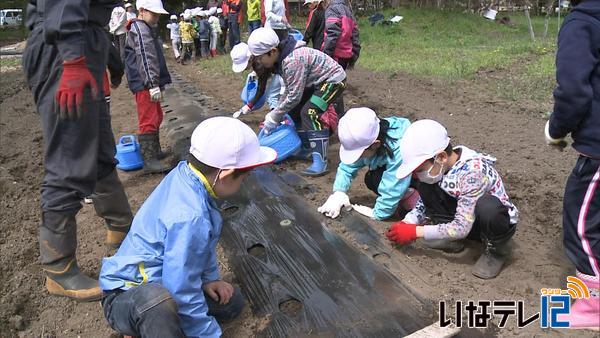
left=557, top=271, right=600, bottom=330
left=301, top=130, right=329, bottom=177
left=139, top=133, right=170, bottom=174
left=90, top=169, right=133, bottom=249
left=39, top=211, right=103, bottom=301
left=471, top=237, right=512, bottom=279
left=156, top=131, right=171, bottom=160
left=422, top=239, right=465, bottom=253
left=43, top=257, right=103, bottom=302
left=291, top=130, right=311, bottom=160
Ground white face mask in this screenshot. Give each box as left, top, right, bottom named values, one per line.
left=416, top=156, right=444, bottom=184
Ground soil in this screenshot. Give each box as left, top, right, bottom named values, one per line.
left=0, top=48, right=595, bottom=338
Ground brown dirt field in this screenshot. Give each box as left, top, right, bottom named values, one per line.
left=0, top=49, right=596, bottom=338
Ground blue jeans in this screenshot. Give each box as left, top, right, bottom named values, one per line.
left=228, top=13, right=241, bottom=49
left=102, top=283, right=245, bottom=337
left=248, top=20, right=261, bottom=34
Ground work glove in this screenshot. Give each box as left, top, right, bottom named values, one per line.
left=262, top=111, right=283, bottom=135
left=318, top=191, right=352, bottom=218
left=352, top=204, right=374, bottom=219
left=149, top=87, right=162, bottom=102
left=233, top=105, right=252, bottom=119
left=544, top=121, right=567, bottom=150
left=55, top=56, right=99, bottom=120
left=386, top=221, right=417, bottom=244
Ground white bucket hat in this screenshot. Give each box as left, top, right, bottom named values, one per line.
left=396, top=119, right=450, bottom=179
left=248, top=27, right=280, bottom=56
left=338, top=108, right=380, bottom=164
left=230, top=43, right=251, bottom=73
left=190, top=117, right=277, bottom=170
left=136, top=0, right=169, bottom=14
left=170, top=14, right=177, bottom=20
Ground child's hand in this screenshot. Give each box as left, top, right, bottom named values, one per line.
left=203, top=280, right=234, bottom=305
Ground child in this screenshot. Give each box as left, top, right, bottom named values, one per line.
left=303, top=0, right=325, bottom=50
left=264, top=0, right=289, bottom=41
left=124, top=0, right=172, bottom=174
left=208, top=7, right=222, bottom=57
left=166, top=14, right=182, bottom=63
left=545, top=0, right=600, bottom=329
left=100, top=117, right=277, bottom=337
left=247, top=0, right=262, bottom=34
left=218, top=8, right=228, bottom=53
left=180, top=13, right=196, bottom=63
left=323, top=0, right=360, bottom=69
left=125, top=3, right=137, bottom=21
left=230, top=42, right=284, bottom=117
left=198, top=11, right=212, bottom=59
left=389, top=120, right=519, bottom=279
left=248, top=27, right=346, bottom=176
left=318, top=108, right=419, bottom=220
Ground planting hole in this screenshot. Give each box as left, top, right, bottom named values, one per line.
left=220, top=205, right=239, bottom=217
left=279, top=298, right=303, bottom=317
left=247, top=243, right=265, bottom=257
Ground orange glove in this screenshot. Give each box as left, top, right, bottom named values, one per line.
left=55, top=56, right=99, bottom=120
left=386, top=221, right=417, bottom=244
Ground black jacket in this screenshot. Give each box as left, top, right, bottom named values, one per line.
left=550, top=0, right=600, bottom=158
left=304, top=6, right=325, bottom=50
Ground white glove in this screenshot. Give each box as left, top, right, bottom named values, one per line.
left=352, top=204, right=375, bottom=219
left=149, top=87, right=162, bottom=102
left=233, top=105, right=252, bottom=119
left=544, top=121, right=567, bottom=148
left=318, top=191, right=351, bottom=219
left=262, top=111, right=282, bottom=135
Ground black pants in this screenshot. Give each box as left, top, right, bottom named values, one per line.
left=23, top=24, right=131, bottom=264
left=113, top=33, right=126, bottom=63
left=415, top=182, right=516, bottom=243
left=563, top=155, right=600, bottom=277
left=288, top=82, right=346, bottom=131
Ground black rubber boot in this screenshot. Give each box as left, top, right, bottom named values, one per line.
left=472, top=238, right=512, bottom=279
left=139, top=133, right=170, bottom=174
left=422, top=239, right=465, bottom=253
left=43, top=257, right=103, bottom=302
left=156, top=131, right=171, bottom=160
left=90, top=169, right=133, bottom=249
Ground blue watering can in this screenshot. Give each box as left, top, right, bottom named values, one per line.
left=289, top=29, right=304, bottom=41
left=115, top=135, right=144, bottom=171
left=241, top=73, right=266, bottom=110
left=258, top=115, right=301, bottom=163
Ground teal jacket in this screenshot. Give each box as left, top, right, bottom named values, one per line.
left=333, top=117, right=411, bottom=220
left=99, top=161, right=223, bottom=338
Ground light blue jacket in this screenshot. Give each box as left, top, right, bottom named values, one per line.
left=99, top=161, right=223, bottom=338
left=333, top=117, right=411, bottom=220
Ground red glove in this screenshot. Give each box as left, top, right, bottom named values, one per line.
left=386, top=221, right=417, bottom=244
left=55, top=56, right=99, bottom=120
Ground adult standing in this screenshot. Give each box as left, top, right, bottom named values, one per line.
left=226, top=0, right=241, bottom=49
left=22, top=0, right=133, bottom=301
left=125, top=3, right=137, bottom=21
left=109, top=4, right=128, bottom=61
left=247, top=0, right=261, bottom=34
left=545, top=0, right=600, bottom=330
left=264, top=0, right=289, bottom=41
left=323, top=0, right=360, bottom=70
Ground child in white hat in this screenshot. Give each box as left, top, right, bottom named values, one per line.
left=166, top=14, right=182, bottom=62
left=99, top=117, right=277, bottom=337
left=390, top=119, right=519, bottom=279
left=208, top=7, right=222, bottom=57
left=248, top=27, right=346, bottom=176
left=318, top=108, right=419, bottom=221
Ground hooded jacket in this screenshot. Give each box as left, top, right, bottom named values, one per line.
left=124, top=19, right=172, bottom=93
left=100, top=162, right=223, bottom=338
left=333, top=117, right=412, bottom=220
left=322, top=0, right=360, bottom=61
left=549, top=0, right=600, bottom=159
left=304, top=5, right=325, bottom=49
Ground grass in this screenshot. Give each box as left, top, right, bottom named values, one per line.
left=358, top=7, right=558, bottom=79
left=0, top=26, right=27, bottom=46
left=0, top=55, right=21, bottom=70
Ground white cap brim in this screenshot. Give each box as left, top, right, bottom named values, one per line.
left=145, top=7, right=169, bottom=14
left=232, top=61, right=248, bottom=73
left=339, top=143, right=370, bottom=165
left=395, top=155, right=431, bottom=179
left=238, top=146, right=278, bottom=169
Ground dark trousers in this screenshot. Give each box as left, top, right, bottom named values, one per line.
left=288, top=81, right=346, bottom=131
left=194, top=37, right=201, bottom=57
left=219, top=25, right=228, bottom=53
left=113, top=33, right=126, bottom=62
left=102, top=283, right=245, bottom=337
left=23, top=24, right=131, bottom=265
left=364, top=166, right=385, bottom=195
left=199, top=39, right=210, bottom=58
left=274, top=28, right=289, bottom=42
left=228, top=14, right=241, bottom=49
left=563, top=155, right=600, bottom=277
left=415, top=182, right=516, bottom=243
left=248, top=19, right=261, bottom=34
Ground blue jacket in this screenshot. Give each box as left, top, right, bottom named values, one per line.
left=124, top=19, right=172, bottom=93
left=549, top=0, right=600, bottom=159
left=333, top=117, right=412, bottom=220
left=100, top=162, right=223, bottom=338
